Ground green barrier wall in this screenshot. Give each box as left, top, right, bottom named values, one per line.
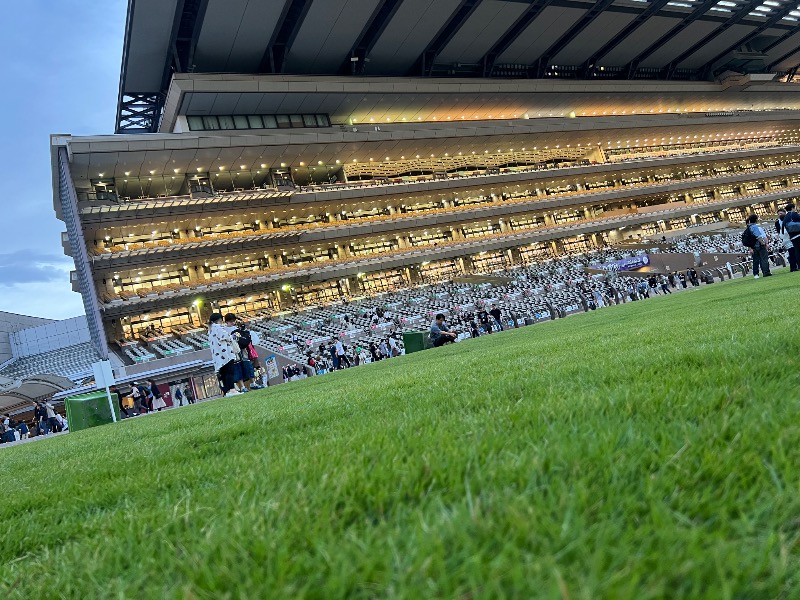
left=403, top=331, right=432, bottom=354
left=64, top=391, right=120, bottom=432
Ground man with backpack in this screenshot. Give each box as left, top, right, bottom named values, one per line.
left=224, top=314, right=262, bottom=392
left=742, top=214, right=772, bottom=278
left=782, top=203, right=800, bottom=269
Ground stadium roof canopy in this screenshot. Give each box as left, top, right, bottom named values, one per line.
left=118, top=0, right=800, bottom=133
left=0, top=374, right=76, bottom=414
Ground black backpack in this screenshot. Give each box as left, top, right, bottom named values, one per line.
left=741, top=225, right=757, bottom=248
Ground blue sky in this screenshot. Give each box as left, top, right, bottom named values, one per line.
left=0, top=0, right=127, bottom=319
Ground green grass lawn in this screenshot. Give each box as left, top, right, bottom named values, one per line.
left=2, top=273, right=799, bottom=599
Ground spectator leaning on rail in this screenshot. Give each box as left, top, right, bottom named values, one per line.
left=745, top=214, right=772, bottom=279
left=208, top=312, right=240, bottom=397
left=430, top=313, right=457, bottom=347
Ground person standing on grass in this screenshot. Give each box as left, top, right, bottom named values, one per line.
left=44, top=401, right=60, bottom=432
left=775, top=209, right=796, bottom=272
left=208, top=312, right=240, bottom=397
left=335, top=338, right=351, bottom=368
left=477, top=307, right=492, bottom=334
left=184, top=384, right=195, bottom=404
left=329, top=341, right=339, bottom=370
left=430, top=313, right=457, bottom=347
left=667, top=272, right=676, bottom=288
left=659, top=275, right=672, bottom=294
left=782, top=203, right=800, bottom=269
left=489, top=304, right=504, bottom=331
left=149, top=380, right=167, bottom=411
left=130, top=383, right=144, bottom=414
left=746, top=214, right=772, bottom=278
left=174, top=384, right=184, bottom=407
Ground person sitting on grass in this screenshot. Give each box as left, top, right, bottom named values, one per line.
left=430, top=313, right=457, bottom=347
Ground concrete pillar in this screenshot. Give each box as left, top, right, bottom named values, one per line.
left=387, top=205, right=396, bottom=215
left=186, top=267, right=199, bottom=282
left=451, top=228, right=463, bottom=240
left=339, top=278, right=351, bottom=295
left=198, top=304, right=212, bottom=324
left=498, top=219, right=508, bottom=233
left=712, top=189, right=721, bottom=200
left=178, top=229, right=188, bottom=240
left=405, top=266, right=419, bottom=284
left=549, top=239, right=561, bottom=256
left=583, top=207, right=594, bottom=219
left=544, top=214, right=554, bottom=226
left=268, top=255, right=279, bottom=269
left=456, top=257, right=467, bottom=274
left=257, top=221, right=267, bottom=231
left=337, top=244, right=352, bottom=258
left=267, top=220, right=275, bottom=229
left=187, top=229, right=197, bottom=239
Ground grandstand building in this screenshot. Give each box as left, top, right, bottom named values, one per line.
left=52, top=0, right=800, bottom=368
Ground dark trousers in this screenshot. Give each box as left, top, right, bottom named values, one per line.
left=433, top=336, right=455, bottom=347
left=791, top=239, right=800, bottom=271
left=752, top=244, right=772, bottom=276
left=218, top=360, right=236, bottom=394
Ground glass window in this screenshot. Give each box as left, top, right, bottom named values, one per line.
left=262, top=115, right=278, bottom=129
left=187, top=116, right=204, bottom=131
left=276, top=115, right=291, bottom=129
left=316, top=114, right=331, bottom=127
left=217, top=116, right=235, bottom=130
left=303, top=114, right=317, bottom=127
left=233, top=115, right=249, bottom=129
left=289, top=114, right=304, bottom=128
left=247, top=115, right=263, bottom=128
left=201, top=116, right=219, bottom=130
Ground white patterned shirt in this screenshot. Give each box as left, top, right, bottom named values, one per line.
left=209, top=322, right=237, bottom=371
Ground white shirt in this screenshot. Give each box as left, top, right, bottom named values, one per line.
left=335, top=340, right=345, bottom=356
left=209, top=322, right=238, bottom=371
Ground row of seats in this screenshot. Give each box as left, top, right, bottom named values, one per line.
left=0, top=342, right=100, bottom=382
left=95, top=160, right=800, bottom=257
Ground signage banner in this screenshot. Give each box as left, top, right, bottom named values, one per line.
left=592, top=255, right=650, bottom=271
left=265, top=355, right=280, bottom=380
